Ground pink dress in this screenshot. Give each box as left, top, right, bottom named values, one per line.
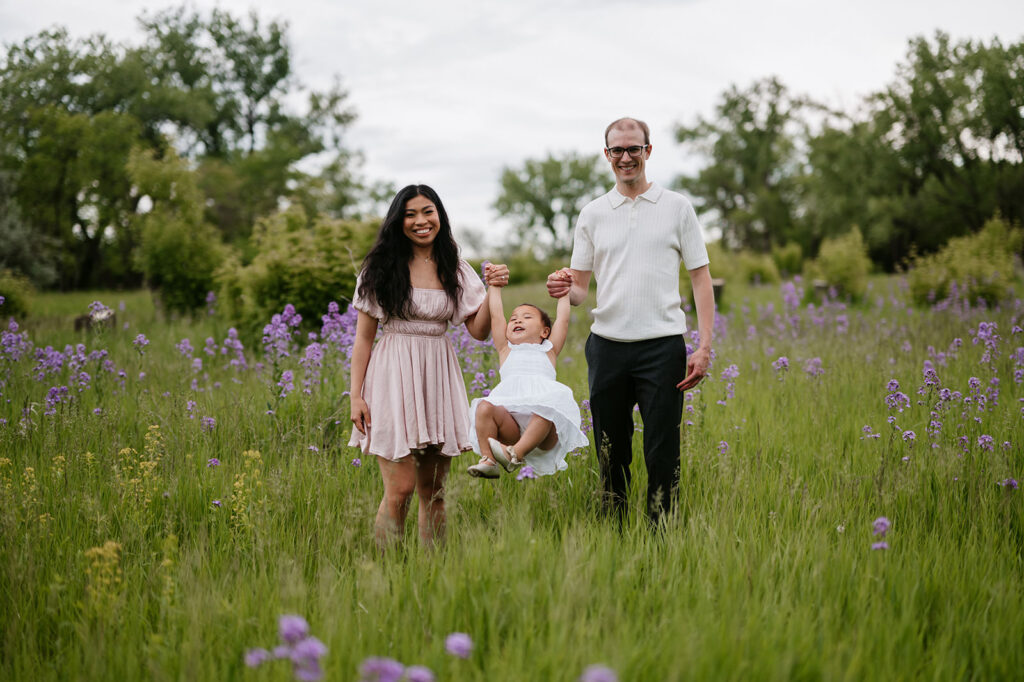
left=347, top=260, right=486, bottom=461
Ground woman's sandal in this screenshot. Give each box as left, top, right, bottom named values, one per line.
left=487, top=437, right=522, bottom=472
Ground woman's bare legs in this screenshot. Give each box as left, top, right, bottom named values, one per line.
left=474, top=400, right=521, bottom=463
left=414, top=448, right=451, bottom=548
left=375, top=455, right=417, bottom=549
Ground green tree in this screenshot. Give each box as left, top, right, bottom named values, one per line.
left=674, top=77, right=815, bottom=253
left=0, top=6, right=373, bottom=288
left=494, top=152, right=610, bottom=257
left=129, top=147, right=226, bottom=315
left=804, top=33, right=1024, bottom=270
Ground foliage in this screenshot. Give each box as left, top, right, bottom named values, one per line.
left=494, top=152, right=610, bottom=257
left=0, top=6, right=370, bottom=290
left=735, top=250, right=781, bottom=285
left=0, top=269, right=33, bottom=320
left=771, top=241, right=803, bottom=277
left=676, top=34, right=1024, bottom=272
left=496, top=252, right=564, bottom=286
left=804, top=227, right=872, bottom=300
left=675, top=77, right=814, bottom=252
left=702, top=241, right=779, bottom=286
left=803, top=33, right=1024, bottom=270
left=217, top=205, right=378, bottom=336
left=0, top=171, right=60, bottom=288
left=906, top=216, right=1024, bottom=306
left=130, top=148, right=227, bottom=315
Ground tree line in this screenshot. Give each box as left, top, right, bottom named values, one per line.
left=495, top=32, right=1023, bottom=270
left=1, top=18, right=1021, bottom=297
left=0, top=5, right=390, bottom=291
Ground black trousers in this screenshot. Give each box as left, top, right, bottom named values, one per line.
left=585, top=333, right=686, bottom=525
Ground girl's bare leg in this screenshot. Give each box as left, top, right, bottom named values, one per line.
left=474, top=400, right=521, bottom=462
left=414, top=448, right=451, bottom=548
left=375, top=455, right=417, bottom=550
left=513, top=415, right=558, bottom=456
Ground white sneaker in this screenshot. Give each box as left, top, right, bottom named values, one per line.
left=467, top=459, right=500, bottom=479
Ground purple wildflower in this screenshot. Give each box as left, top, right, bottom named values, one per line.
left=352, top=458, right=361, bottom=467
left=278, top=370, right=295, bottom=399
left=207, top=458, right=220, bottom=467
left=803, top=357, right=824, bottom=377
left=279, top=615, right=310, bottom=645
left=580, top=665, right=619, bottom=682
left=516, top=465, right=537, bottom=481
left=872, top=517, right=890, bottom=537
left=977, top=435, right=994, bottom=451
left=445, top=632, right=473, bottom=659
left=902, top=431, right=916, bottom=442
left=245, top=648, right=272, bottom=668
left=359, top=657, right=405, bottom=682
left=771, top=356, right=789, bottom=374
left=871, top=541, right=889, bottom=550
left=718, top=441, right=729, bottom=454
left=405, top=666, right=436, bottom=682
left=132, top=334, right=150, bottom=353
left=212, top=500, right=222, bottom=508
left=1000, top=478, right=1018, bottom=490
left=201, top=416, right=216, bottom=432
left=290, top=636, right=327, bottom=680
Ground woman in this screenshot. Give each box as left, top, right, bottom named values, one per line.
left=348, top=184, right=506, bottom=548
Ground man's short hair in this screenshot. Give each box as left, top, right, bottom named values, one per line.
left=604, top=117, right=650, bottom=146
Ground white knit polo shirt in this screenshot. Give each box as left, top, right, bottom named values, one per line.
left=569, top=183, right=709, bottom=342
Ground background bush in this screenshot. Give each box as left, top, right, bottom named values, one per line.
left=771, top=241, right=803, bottom=277
left=131, top=148, right=227, bottom=315
left=805, top=226, right=871, bottom=300
left=0, top=269, right=33, bottom=320
left=217, top=206, right=378, bottom=337
left=906, top=215, right=1023, bottom=306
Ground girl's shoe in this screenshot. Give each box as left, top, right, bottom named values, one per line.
left=467, top=459, right=500, bottom=479
left=487, top=437, right=522, bottom=472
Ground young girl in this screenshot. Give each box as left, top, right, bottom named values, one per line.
left=348, top=185, right=499, bottom=548
left=467, top=267, right=588, bottom=478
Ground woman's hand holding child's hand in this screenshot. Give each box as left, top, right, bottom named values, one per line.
left=484, top=263, right=510, bottom=287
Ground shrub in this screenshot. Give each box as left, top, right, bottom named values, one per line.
left=498, top=251, right=563, bottom=285
left=217, top=206, right=378, bottom=337
left=806, top=227, right=871, bottom=300
left=0, top=269, right=33, bottom=320
left=771, top=242, right=803, bottom=277
left=736, top=251, right=780, bottom=285
left=906, top=216, right=1023, bottom=306
left=130, top=148, right=227, bottom=314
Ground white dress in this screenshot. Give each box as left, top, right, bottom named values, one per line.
left=468, top=340, right=589, bottom=476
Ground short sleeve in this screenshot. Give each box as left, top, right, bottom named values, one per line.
left=351, top=273, right=386, bottom=321
left=679, top=200, right=710, bottom=271
left=569, top=209, right=594, bottom=271
left=451, top=260, right=486, bottom=326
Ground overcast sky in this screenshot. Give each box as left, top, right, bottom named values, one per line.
left=2, top=0, right=1023, bottom=251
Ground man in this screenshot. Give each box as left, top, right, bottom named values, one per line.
left=547, top=117, right=715, bottom=525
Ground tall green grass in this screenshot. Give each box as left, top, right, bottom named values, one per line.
left=1, top=278, right=1021, bottom=680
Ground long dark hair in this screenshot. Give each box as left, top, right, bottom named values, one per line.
left=357, top=184, right=462, bottom=319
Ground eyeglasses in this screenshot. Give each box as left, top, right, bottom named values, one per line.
left=605, top=145, right=648, bottom=158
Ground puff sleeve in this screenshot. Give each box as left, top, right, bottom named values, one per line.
left=450, top=260, right=486, bottom=326
left=351, top=274, right=386, bottom=321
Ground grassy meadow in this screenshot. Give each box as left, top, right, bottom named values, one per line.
left=1, top=276, right=1022, bottom=681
